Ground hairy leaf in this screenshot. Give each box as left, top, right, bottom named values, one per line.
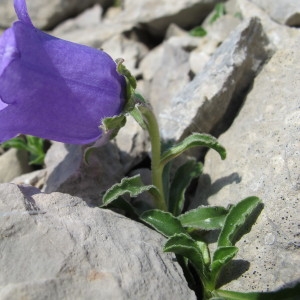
left=178, top=206, right=228, bottom=230
left=215, top=282, right=300, bottom=300
left=164, top=233, right=209, bottom=281
left=169, top=159, right=203, bottom=216
left=101, top=196, right=139, bottom=219
left=160, top=133, right=226, bottom=167
left=102, top=175, right=159, bottom=204
left=218, top=197, right=263, bottom=248
left=210, top=246, right=238, bottom=284
left=140, top=209, right=186, bottom=237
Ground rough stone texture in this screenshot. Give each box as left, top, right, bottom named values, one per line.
left=53, top=22, right=134, bottom=49
left=250, top=0, right=300, bottom=26
left=0, top=183, right=196, bottom=299
left=101, top=34, right=149, bottom=76
left=145, top=42, right=190, bottom=118
left=113, top=116, right=150, bottom=173
left=159, top=17, right=273, bottom=142
left=227, top=0, right=300, bottom=50
left=105, top=0, right=222, bottom=38
left=42, top=142, right=125, bottom=206
left=50, top=4, right=103, bottom=34
left=192, top=38, right=300, bottom=292
left=0, top=0, right=103, bottom=30
left=0, top=149, right=32, bottom=183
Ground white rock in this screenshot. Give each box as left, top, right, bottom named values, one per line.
left=159, top=17, right=273, bottom=142
left=193, top=37, right=300, bottom=292
left=0, top=149, right=32, bottom=183
left=105, top=0, right=222, bottom=38
left=0, top=183, right=196, bottom=299
left=250, top=0, right=300, bottom=26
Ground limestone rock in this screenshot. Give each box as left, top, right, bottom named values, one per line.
left=0, top=183, right=196, bottom=299
left=101, top=34, right=149, bottom=77
left=51, top=4, right=103, bottom=35
left=250, top=0, right=300, bottom=26
left=192, top=38, right=300, bottom=292
left=0, top=0, right=100, bottom=30
left=227, top=0, right=300, bottom=50
left=159, top=17, right=273, bottom=142
left=42, top=142, right=125, bottom=206
left=0, top=149, right=32, bottom=183
left=105, top=0, right=222, bottom=38
left=140, top=41, right=190, bottom=115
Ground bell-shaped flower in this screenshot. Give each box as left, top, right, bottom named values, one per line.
left=0, top=0, right=126, bottom=144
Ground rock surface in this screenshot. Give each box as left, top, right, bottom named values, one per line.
left=0, top=0, right=102, bottom=29
left=159, top=17, right=273, bottom=141
left=0, top=183, right=196, bottom=300
left=1, top=0, right=300, bottom=297
left=0, top=149, right=32, bottom=183
left=192, top=37, right=300, bottom=292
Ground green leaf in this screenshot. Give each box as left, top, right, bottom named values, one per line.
left=101, top=195, right=139, bottom=219
left=164, top=233, right=210, bottom=283
left=215, top=282, right=300, bottom=300
left=217, top=197, right=263, bottom=248
left=160, top=133, right=226, bottom=167
left=178, top=206, right=229, bottom=230
left=140, top=209, right=186, bottom=237
left=189, top=26, right=207, bottom=37
left=129, top=105, right=148, bottom=130
left=2, top=137, right=27, bottom=150
left=209, top=3, right=226, bottom=24
left=101, top=114, right=127, bottom=139
left=169, top=159, right=203, bottom=216
left=102, top=175, right=159, bottom=205
left=210, top=246, right=238, bottom=284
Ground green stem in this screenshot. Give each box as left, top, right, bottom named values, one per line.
left=139, top=106, right=167, bottom=211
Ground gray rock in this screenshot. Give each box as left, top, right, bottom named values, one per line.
left=250, top=0, right=300, bottom=26
left=192, top=38, right=300, bottom=292
left=51, top=4, right=103, bottom=35
left=105, top=0, right=223, bottom=38
left=0, top=0, right=100, bottom=30
left=11, top=169, right=47, bottom=190
left=101, top=34, right=149, bottom=77
left=0, top=149, right=32, bottom=183
left=42, top=142, right=125, bottom=206
left=113, top=116, right=150, bottom=173
left=147, top=42, right=190, bottom=118
left=0, top=183, right=196, bottom=299
left=52, top=22, right=134, bottom=49
left=160, top=17, right=273, bottom=142
left=227, top=0, right=300, bottom=50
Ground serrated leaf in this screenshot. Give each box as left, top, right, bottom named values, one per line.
left=169, top=159, right=203, bottom=216
left=102, top=175, right=159, bottom=205
left=140, top=209, right=186, bottom=237
left=215, top=282, right=300, bottom=300
left=164, top=233, right=209, bottom=283
left=210, top=246, right=238, bottom=284
left=218, top=197, right=263, bottom=248
left=178, top=206, right=229, bottom=230
left=160, top=133, right=226, bottom=167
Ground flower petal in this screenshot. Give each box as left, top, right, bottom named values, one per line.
left=14, top=0, right=33, bottom=26
left=0, top=1, right=126, bottom=144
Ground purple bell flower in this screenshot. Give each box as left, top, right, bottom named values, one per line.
left=0, top=0, right=126, bottom=144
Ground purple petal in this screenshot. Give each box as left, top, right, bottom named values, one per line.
left=0, top=0, right=126, bottom=144
left=14, top=0, right=33, bottom=26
